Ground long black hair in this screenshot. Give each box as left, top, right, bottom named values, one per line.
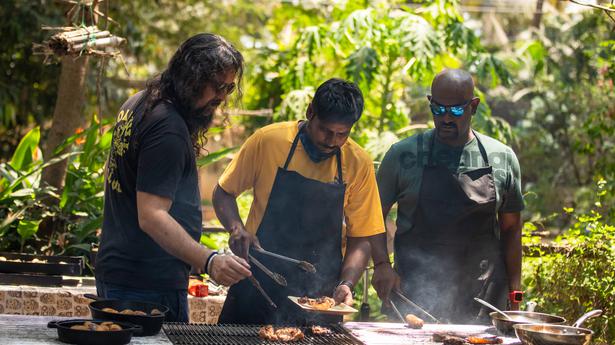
left=143, top=33, right=244, bottom=153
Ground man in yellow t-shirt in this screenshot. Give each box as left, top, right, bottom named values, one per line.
left=213, top=78, right=396, bottom=325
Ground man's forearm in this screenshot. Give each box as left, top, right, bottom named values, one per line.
left=339, top=236, right=371, bottom=286
left=503, top=228, right=522, bottom=291
left=140, top=209, right=210, bottom=269
left=213, top=184, right=244, bottom=231
left=368, top=233, right=390, bottom=266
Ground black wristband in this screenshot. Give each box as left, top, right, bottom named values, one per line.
left=203, top=251, right=218, bottom=275
left=374, top=260, right=391, bottom=267
left=338, top=280, right=354, bottom=290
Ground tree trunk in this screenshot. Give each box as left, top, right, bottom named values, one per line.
left=38, top=55, right=89, bottom=239
left=532, top=0, right=545, bottom=28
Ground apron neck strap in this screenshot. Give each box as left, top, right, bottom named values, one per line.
left=284, top=121, right=344, bottom=183
left=425, top=129, right=490, bottom=167
left=472, top=130, right=490, bottom=166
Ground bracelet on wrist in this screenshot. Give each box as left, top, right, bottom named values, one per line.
left=374, top=260, right=391, bottom=267
left=204, top=251, right=219, bottom=275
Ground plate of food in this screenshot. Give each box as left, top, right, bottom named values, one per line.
left=288, top=296, right=358, bottom=315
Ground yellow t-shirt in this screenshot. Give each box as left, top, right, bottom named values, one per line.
left=219, top=121, right=385, bottom=238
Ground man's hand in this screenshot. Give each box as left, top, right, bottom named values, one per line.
left=229, top=226, right=261, bottom=260
left=209, top=253, right=252, bottom=286
left=371, top=264, right=400, bottom=306
left=333, top=284, right=354, bottom=306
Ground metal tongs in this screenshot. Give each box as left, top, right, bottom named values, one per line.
left=394, top=290, right=441, bottom=323
left=253, top=247, right=317, bottom=273
left=248, top=276, right=277, bottom=309
left=390, top=300, right=407, bottom=323
left=248, top=254, right=287, bottom=286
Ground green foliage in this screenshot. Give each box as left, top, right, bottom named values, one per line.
left=0, top=121, right=110, bottom=255
left=492, top=9, right=615, bottom=223
left=245, top=0, right=510, bottom=144
left=0, top=1, right=63, bottom=130
left=522, top=180, right=615, bottom=344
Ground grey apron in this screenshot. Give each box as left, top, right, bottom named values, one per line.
left=218, top=122, right=346, bottom=325
left=393, top=131, right=508, bottom=324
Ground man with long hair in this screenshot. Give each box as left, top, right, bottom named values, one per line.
left=96, top=33, right=251, bottom=322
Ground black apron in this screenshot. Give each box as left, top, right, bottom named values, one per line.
left=218, top=122, right=346, bottom=325
left=393, top=131, right=508, bottom=324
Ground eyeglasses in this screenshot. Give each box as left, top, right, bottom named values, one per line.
left=211, top=80, right=236, bottom=95
left=428, top=96, right=474, bottom=117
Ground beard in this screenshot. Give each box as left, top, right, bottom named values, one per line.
left=436, top=121, right=458, bottom=140
left=183, top=98, right=222, bottom=137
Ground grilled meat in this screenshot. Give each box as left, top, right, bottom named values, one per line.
left=404, top=313, right=424, bottom=329
left=433, top=332, right=503, bottom=345
left=466, top=336, right=503, bottom=344
left=259, top=325, right=276, bottom=340
left=258, top=325, right=304, bottom=342
left=442, top=336, right=466, bottom=345
left=298, top=296, right=336, bottom=310
left=310, top=325, right=333, bottom=335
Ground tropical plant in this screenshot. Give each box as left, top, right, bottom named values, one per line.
left=0, top=120, right=110, bottom=255
left=522, top=180, right=615, bottom=344
left=245, top=0, right=513, bottom=160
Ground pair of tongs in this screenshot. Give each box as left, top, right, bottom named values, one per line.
left=246, top=254, right=288, bottom=310
left=253, top=247, right=316, bottom=273
left=394, top=290, right=441, bottom=323
left=248, top=276, right=277, bottom=309
left=248, top=254, right=287, bottom=286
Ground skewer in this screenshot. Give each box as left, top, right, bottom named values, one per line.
left=248, top=254, right=287, bottom=286
left=248, top=276, right=277, bottom=309
left=253, top=247, right=316, bottom=273
left=394, top=290, right=441, bottom=323
left=390, top=300, right=406, bottom=323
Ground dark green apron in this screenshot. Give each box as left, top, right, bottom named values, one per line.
left=393, top=131, right=508, bottom=324
left=218, top=122, right=346, bottom=325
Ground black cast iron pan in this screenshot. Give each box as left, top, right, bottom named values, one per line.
left=48, top=319, right=142, bottom=345
left=84, top=293, right=168, bottom=336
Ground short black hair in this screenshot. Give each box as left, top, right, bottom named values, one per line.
left=312, top=78, right=364, bottom=124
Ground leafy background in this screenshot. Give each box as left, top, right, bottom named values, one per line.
left=0, top=0, right=613, bottom=342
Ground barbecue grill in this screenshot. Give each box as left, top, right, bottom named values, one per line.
left=163, top=323, right=364, bottom=345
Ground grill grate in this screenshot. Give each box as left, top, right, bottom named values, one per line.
left=163, top=323, right=364, bottom=345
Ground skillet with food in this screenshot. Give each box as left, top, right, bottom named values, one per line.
left=84, top=294, right=168, bottom=336
left=48, top=319, right=142, bottom=345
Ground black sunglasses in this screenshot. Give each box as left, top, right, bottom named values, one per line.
left=211, top=80, right=236, bottom=95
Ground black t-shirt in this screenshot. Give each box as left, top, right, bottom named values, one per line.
left=95, top=91, right=202, bottom=290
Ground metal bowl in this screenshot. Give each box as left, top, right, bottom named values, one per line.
left=514, top=323, right=593, bottom=345
left=490, top=311, right=566, bottom=336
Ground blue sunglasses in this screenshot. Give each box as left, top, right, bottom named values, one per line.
left=428, top=98, right=473, bottom=117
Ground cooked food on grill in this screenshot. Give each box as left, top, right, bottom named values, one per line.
left=442, top=337, right=466, bottom=345
left=259, top=325, right=305, bottom=342
left=433, top=332, right=466, bottom=345
left=433, top=332, right=503, bottom=345
left=70, top=321, right=122, bottom=331
left=466, top=336, right=503, bottom=344
left=101, top=307, right=155, bottom=316
left=404, top=313, right=424, bottom=329
left=310, top=325, right=332, bottom=335
left=298, top=296, right=336, bottom=310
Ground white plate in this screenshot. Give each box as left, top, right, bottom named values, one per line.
left=288, top=296, right=358, bottom=316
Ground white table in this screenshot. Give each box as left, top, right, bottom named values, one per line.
left=0, top=314, right=172, bottom=345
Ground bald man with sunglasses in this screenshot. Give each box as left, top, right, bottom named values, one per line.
left=371, top=69, right=525, bottom=324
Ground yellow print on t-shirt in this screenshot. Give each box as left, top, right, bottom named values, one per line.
left=107, top=108, right=134, bottom=193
